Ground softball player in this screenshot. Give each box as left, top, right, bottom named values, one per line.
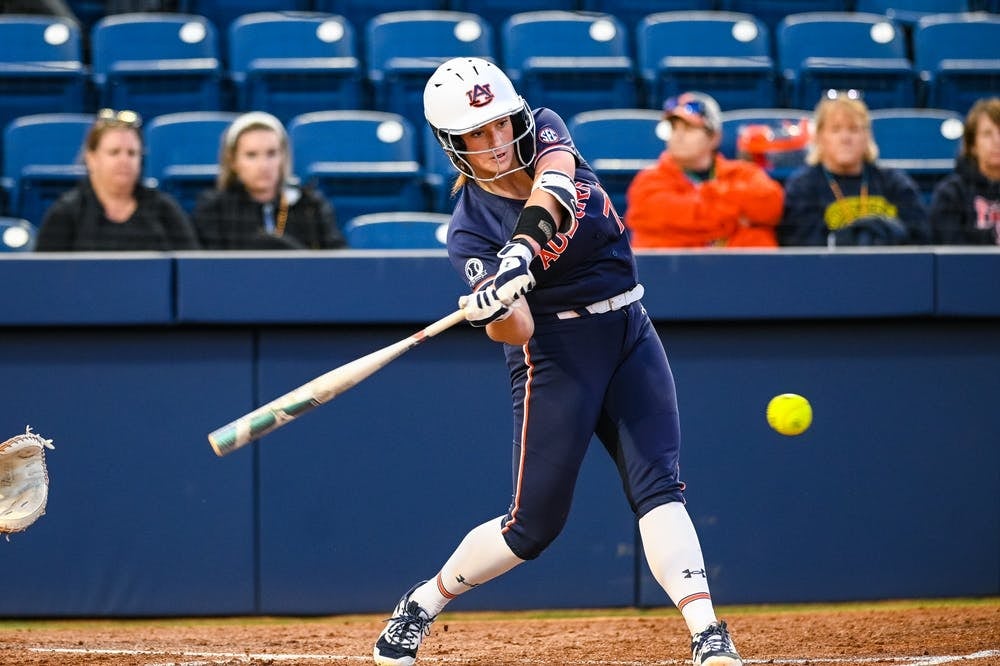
left=374, top=57, right=743, bottom=666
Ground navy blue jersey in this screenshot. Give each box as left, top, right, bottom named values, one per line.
left=446, top=107, right=637, bottom=317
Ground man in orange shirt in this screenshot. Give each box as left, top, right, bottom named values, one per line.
left=625, top=92, right=784, bottom=248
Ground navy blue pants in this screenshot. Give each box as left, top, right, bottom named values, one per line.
left=500, top=300, right=686, bottom=560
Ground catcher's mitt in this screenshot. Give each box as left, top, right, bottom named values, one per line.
left=0, top=427, right=54, bottom=535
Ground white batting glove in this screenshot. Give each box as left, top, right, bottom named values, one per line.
left=493, top=240, right=536, bottom=306
left=459, top=283, right=511, bottom=327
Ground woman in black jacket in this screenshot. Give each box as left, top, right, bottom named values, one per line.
left=929, top=97, right=1000, bottom=245
left=193, top=112, right=346, bottom=250
left=36, top=109, right=199, bottom=252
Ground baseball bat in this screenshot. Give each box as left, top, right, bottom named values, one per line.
left=208, top=308, right=467, bottom=457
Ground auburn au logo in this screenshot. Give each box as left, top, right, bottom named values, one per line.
left=466, top=83, right=494, bottom=107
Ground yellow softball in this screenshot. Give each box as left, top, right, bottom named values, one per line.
left=766, top=393, right=812, bottom=436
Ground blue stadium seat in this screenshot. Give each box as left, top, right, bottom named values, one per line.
left=185, top=0, right=311, bottom=62
left=719, top=0, right=850, bottom=34
left=449, top=0, right=576, bottom=41
left=913, top=12, right=1000, bottom=114
left=289, top=111, right=425, bottom=228
left=313, top=0, right=447, bottom=53
left=343, top=211, right=449, bottom=248
left=91, top=13, right=223, bottom=119
left=367, top=11, right=493, bottom=133
left=719, top=108, right=813, bottom=183
left=0, top=217, right=38, bottom=253
left=503, top=11, right=638, bottom=121
left=229, top=12, right=363, bottom=124
left=579, top=0, right=717, bottom=33
left=144, top=111, right=240, bottom=214
left=0, top=16, right=88, bottom=158
left=637, top=11, right=776, bottom=111
left=1, top=113, right=91, bottom=226
left=423, top=124, right=460, bottom=214
left=777, top=12, right=916, bottom=110
left=854, top=0, right=971, bottom=28
left=870, top=107, right=964, bottom=203
left=567, top=109, right=666, bottom=216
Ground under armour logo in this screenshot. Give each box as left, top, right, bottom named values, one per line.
left=683, top=568, right=707, bottom=579
left=466, top=83, right=494, bottom=107
left=456, top=574, right=479, bottom=589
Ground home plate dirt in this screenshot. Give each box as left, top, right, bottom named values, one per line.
left=2, top=599, right=997, bottom=665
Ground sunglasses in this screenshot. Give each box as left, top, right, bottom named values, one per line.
left=663, top=96, right=707, bottom=118
left=824, top=89, right=863, bottom=101
left=96, top=108, right=142, bottom=128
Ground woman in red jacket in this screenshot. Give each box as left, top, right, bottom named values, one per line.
left=625, top=92, right=784, bottom=248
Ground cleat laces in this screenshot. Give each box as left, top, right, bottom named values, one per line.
left=691, top=620, right=741, bottom=665
left=383, top=600, right=434, bottom=651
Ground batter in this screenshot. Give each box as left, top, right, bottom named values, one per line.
left=373, top=58, right=743, bottom=666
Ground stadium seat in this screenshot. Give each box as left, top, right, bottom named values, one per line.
left=637, top=11, right=776, bottom=111
left=567, top=109, right=666, bottom=216
left=313, top=0, right=447, bottom=53
left=913, top=12, right=1000, bottom=114
left=229, top=12, right=363, bottom=124
left=0, top=217, right=38, bottom=252
left=870, top=107, right=964, bottom=203
left=0, top=16, right=88, bottom=158
left=1, top=113, right=91, bottom=226
left=719, top=108, right=813, bottom=183
left=718, top=0, right=850, bottom=34
left=776, top=12, right=916, bottom=110
left=579, top=0, right=717, bottom=33
left=854, top=0, right=971, bottom=28
left=343, top=211, right=449, bottom=248
left=503, top=11, right=637, bottom=121
left=185, top=0, right=311, bottom=62
left=91, top=13, right=223, bottom=120
left=367, top=11, right=493, bottom=133
left=289, top=111, right=425, bottom=228
left=449, top=0, right=576, bottom=41
left=422, top=124, right=460, bottom=214
left=144, top=111, right=240, bottom=214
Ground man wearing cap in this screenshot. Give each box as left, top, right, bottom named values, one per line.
left=625, top=91, right=784, bottom=248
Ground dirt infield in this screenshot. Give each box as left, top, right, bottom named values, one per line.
left=1, top=598, right=997, bottom=665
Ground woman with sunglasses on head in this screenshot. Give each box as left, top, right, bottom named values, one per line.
left=192, top=112, right=345, bottom=250
left=35, top=109, right=199, bottom=252
left=929, top=97, right=1000, bottom=245
left=779, top=89, right=929, bottom=247
left=625, top=91, right=784, bottom=248
left=372, top=57, right=743, bottom=666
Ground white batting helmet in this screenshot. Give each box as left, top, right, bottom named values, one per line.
left=423, top=57, right=536, bottom=180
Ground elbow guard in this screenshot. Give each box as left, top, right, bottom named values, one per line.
left=532, top=169, right=577, bottom=228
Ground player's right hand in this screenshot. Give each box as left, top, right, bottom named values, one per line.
left=460, top=282, right=510, bottom=327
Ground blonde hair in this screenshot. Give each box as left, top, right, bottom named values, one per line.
left=806, top=95, right=879, bottom=166
left=962, top=97, right=1000, bottom=159
left=217, top=112, right=293, bottom=190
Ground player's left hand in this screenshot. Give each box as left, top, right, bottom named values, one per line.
left=493, top=240, right=536, bottom=305
left=459, top=282, right=510, bottom=327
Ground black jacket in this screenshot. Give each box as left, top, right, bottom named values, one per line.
left=192, top=183, right=345, bottom=250
left=36, top=178, right=199, bottom=251
left=929, top=157, right=1000, bottom=245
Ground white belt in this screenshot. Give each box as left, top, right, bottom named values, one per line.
left=555, top=284, right=645, bottom=320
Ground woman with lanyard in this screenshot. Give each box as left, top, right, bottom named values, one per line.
left=192, top=112, right=345, bottom=250
left=778, top=89, right=929, bottom=247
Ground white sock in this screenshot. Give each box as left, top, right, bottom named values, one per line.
left=638, top=502, right=719, bottom=635
left=410, top=515, right=525, bottom=617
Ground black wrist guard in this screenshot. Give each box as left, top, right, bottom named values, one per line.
left=512, top=205, right=557, bottom=248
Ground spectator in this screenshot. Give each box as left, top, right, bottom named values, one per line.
left=779, top=89, right=930, bottom=246
left=929, top=97, right=1000, bottom=245
left=625, top=91, right=784, bottom=248
left=36, top=109, right=199, bottom=251
left=192, top=112, right=345, bottom=250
